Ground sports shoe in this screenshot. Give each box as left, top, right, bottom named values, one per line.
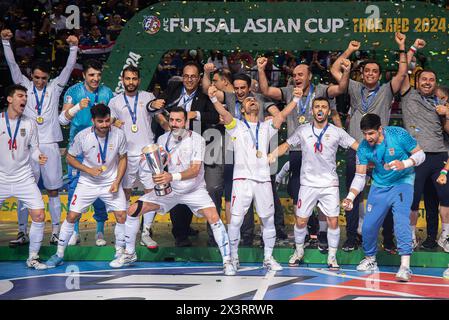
left=356, top=257, right=378, bottom=272
left=263, top=256, right=283, bottom=271
left=26, top=255, right=48, bottom=270
left=443, top=265, right=449, bottom=279
left=109, top=252, right=137, bottom=268
left=68, top=232, right=80, bottom=246
left=437, top=235, right=449, bottom=253
left=46, top=254, right=64, bottom=268
left=140, top=228, right=158, bottom=249
left=382, top=240, right=398, bottom=255
left=421, top=237, right=438, bottom=250
left=114, top=247, right=125, bottom=259
left=95, top=232, right=107, bottom=247
left=49, top=233, right=59, bottom=245
left=318, top=231, right=328, bottom=253
left=395, top=265, right=412, bottom=282
left=327, top=256, right=340, bottom=271
left=223, top=260, right=236, bottom=276
left=342, top=238, right=358, bottom=252
left=288, top=248, right=304, bottom=267
left=231, top=256, right=240, bottom=270
left=9, top=232, right=29, bottom=247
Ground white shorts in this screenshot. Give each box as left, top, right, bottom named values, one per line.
left=231, top=179, right=274, bottom=218
left=70, top=182, right=127, bottom=213
left=0, top=180, right=44, bottom=210
left=296, top=186, right=340, bottom=218
left=31, top=143, right=63, bottom=190
left=139, top=187, right=215, bottom=217
left=122, top=156, right=154, bottom=190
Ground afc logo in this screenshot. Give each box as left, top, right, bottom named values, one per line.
left=143, top=16, right=161, bottom=35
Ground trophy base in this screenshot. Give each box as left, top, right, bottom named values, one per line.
left=155, top=184, right=172, bottom=196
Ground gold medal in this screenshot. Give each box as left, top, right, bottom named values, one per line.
left=256, top=150, right=263, bottom=158
left=36, top=116, right=44, bottom=124
left=101, top=165, right=107, bottom=172
left=298, top=115, right=306, bottom=124
left=131, top=124, right=138, bottom=133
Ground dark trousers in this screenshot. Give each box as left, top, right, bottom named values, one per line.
left=423, top=179, right=439, bottom=240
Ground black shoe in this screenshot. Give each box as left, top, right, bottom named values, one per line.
left=318, top=231, right=328, bottom=253
left=188, top=227, right=199, bottom=237
left=342, top=238, right=358, bottom=252
left=276, top=229, right=288, bottom=240
left=9, top=232, right=29, bottom=247
left=175, top=238, right=192, bottom=247
left=382, top=240, right=397, bottom=254
left=307, top=236, right=318, bottom=249
left=421, top=237, right=438, bottom=249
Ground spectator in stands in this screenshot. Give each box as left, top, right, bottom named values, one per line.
left=80, top=25, right=109, bottom=46
left=14, top=18, right=34, bottom=62
left=207, top=50, right=228, bottom=70
left=106, top=14, right=124, bottom=42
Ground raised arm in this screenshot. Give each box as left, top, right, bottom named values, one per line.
left=257, top=57, right=282, bottom=100
left=401, top=38, right=426, bottom=95
left=330, top=40, right=360, bottom=82
left=1, top=29, right=31, bottom=86
left=327, top=58, right=351, bottom=97
left=272, top=87, right=303, bottom=129
left=208, top=85, right=233, bottom=125
left=390, top=32, right=408, bottom=94
left=54, top=35, right=79, bottom=87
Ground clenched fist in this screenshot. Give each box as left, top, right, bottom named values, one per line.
left=257, top=57, right=268, bottom=71
left=0, top=29, right=13, bottom=40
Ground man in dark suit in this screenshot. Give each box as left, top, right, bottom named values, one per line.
left=148, top=62, right=223, bottom=246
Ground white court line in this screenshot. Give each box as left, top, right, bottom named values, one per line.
left=253, top=270, right=277, bottom=300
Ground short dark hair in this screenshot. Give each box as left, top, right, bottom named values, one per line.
left=122, top=65, right=140, bottom=78
left=213, top=68, right=232, bottom=83
left=91, top=103, right=111, bottom=119
left=183, top=61, right=201, bottom=75
left=416, top=69, right=437, bottom=82
left=6, top=84, right=27, bottom=97
left=232, top=73, right=251, bottom=87
left=31, top=60, right=50, bottom=75
left=360, top=113, right=381, bottom=131
left=83, top=59, right=103, bottom=73
left=169, top=106, right=187, bottom=120
left=312, top=97, right=330, bottom=107
left=362, top=60, right=382, bottom=74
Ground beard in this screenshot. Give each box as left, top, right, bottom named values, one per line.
left=125, top=85, right=137, bottom=93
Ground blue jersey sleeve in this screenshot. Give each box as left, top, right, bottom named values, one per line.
left=63, top=85, right=77, bottom=104
left=390, top=127, right=417, bottom=154
left=356, top=141, right=370, bottom=165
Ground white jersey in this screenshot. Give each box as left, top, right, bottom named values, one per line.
left=287, top=123, right=355, bottom=188
left=68, top=126, right=127, bottom=187
left=157, top=130, right=206, bottom=194
left=109, top=90, right=156, bottom=157
left=2, top=40, right=77, bottom=144
left=0, top=114, right=39, bottom=184
left=226, top=118, right=278, bottom=182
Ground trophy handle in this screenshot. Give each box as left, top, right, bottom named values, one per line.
left=159, top=148, right=170, bottom=167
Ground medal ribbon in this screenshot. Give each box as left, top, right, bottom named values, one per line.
left=297, top=84, right=314, bottom=116
left=33, top=85, right=47, bottom=117
left=123, top=92, right=139, bottom=125
left=312, top=123, right=329, bottom=153
left=94, top=128, right=109, bottom=164
left=5, top=111, right=21, bottom=151
left=360, top=84, right=380, bottom=113
left=243, top=119, right=260, bottom=153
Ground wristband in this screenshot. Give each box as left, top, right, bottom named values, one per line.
left=68, top=103, right=81, bottom=117
left=441, top=170, right=448, bottom=176
left=398, top=49, right=406, bottom=53
left=293, top=96, right=300, bottom=103
left=210, top=96, right=218, bottom=104
left=402, top=158, right=414, bottom=169
left=409, top=46, right=417, bottom=53
left=172, top=172, right=182, bottom=181
left=346, top=191, right=356, bottom=202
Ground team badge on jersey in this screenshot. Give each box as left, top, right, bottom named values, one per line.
left=367, top=204, right=372, bottom=212
left=389, top=148, right=395, bottom=156
left=20, top=128, right=26, bottom=137
left=297, top=199, right=302, bottom=209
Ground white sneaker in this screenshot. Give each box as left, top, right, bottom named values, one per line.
left=114, top=247, right=125, bottom=259
left=68, top=232, right=80, bottom=246
left=288, top=248, right=304, bottom=267
left=223, top=260, right=236, bottom=276
left=96, top=232, right=107, bottom=247
left=395, top=265, right=412, bottom=282
left=231, top=256, right=240, bottom=270
left=140, top=228, right=158, bottom=249
left=443, top=265, right=449, bottom=279
left=437, top=235, right=449, bottom=253
left=327, top=256, right=340, bottom=271
left=109, top=252, right=137, bottom=268
left=357, top=257, right=378, bottom=272
left=263, top=256, right=283, bottom=271
left=26, top=255, right=48, bottom=270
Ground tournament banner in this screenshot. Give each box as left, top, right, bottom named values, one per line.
left=103, top=1, right=449, bottom=93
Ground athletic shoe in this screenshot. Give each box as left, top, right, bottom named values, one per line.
left=443, top=265, right=449, bottom=279
left=382, top=240, right=398, bottom=255
left=223, top=260, right=236, bottom=276
left=109, top=252, right=137, bottom=268
left=95, top=232, right=107, bottom=247
left=263, top=256, right=283, bottom=271
left=9, top=232, right=29, bottom=247
left=318, top=231, right=328, bottom=253
left=46, top=254, right=64, bottom=268
left=421, top=237, right=438, bottom=249
left=26, top=255, right=48, bottom=270
left=49, top=233, right=59, bottom=245
left=231, top=256, right=240, bottom=270
left=342, top=238, right=358, bottom=252
left=437, top=235, right=449, bottom=253
left=327, top=256, right=340, bottom=271
left=395, top=265, right=412, bottom=282
left=356, top=257, right=378, bottom=272
left=114, top=247, right=125, bottom=259
left=140, top=228, right=158, bottom=249
left=68, top=232, right=80, bottom=246
left=288, top=248, right=304, bottom=267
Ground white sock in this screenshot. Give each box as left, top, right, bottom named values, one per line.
left=125, top=215, right=140, bottom=254
left=49, top=196, right=61, bottom=235
left=29, top=221, right=44, bottom=258
left=143, top=211, right=155, bottom=230
left=228, top=215, right=244, bottom=258
left=17, top=201, right=29, bottom=234
left=114, top=222, right=126, bottom=249
left=211, top=219, right=231, bottom=261
left=357, top=217, right=364, bottom=235
left=327, top=227, right=340, bottom=249
left=260, top=216, right=276, bottom=260
left=328, top=247, right=338, bottom=258
left=401, top=255, right=410, bottom=268
left=57, top=220, right=75, bottom=258
left=319, top=220, right=328, bottom=233
left=411, top=225, right=416, bottom=240
left=442, top=223, right=449, bottom=239
left=294, top=224, right=307, bottom=248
